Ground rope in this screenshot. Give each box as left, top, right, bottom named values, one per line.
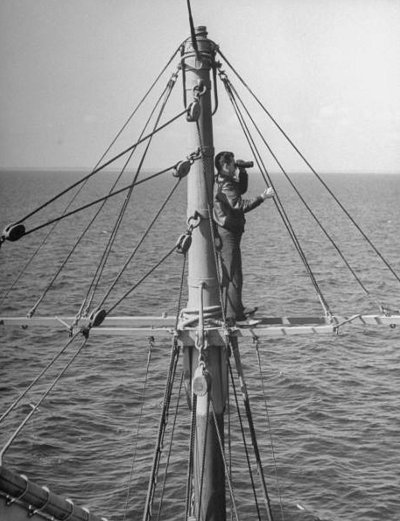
left=226, top=371, right=234, bottom=521
left=222, top=72, right=384, bottom=312
left=28, top=69, right=180, bottom=317
left=230, top=337, right=274, bottom=521
left=106, top=243, right=178, bottom=316
left=209, top=399, right=241, bottom=521
left=123, top=336, right=154, bottom=521
left=21, top=167, right=174, bottom=239
left=0, top=184, right=87, bottom=306
left=138, top=234, right=187, bottom=521
left=228, top=358, right=262, bottom=520
left=0, top=331, right=80, bottom=425
left=175, top=252, right=188, bottom=330
left=95, top=45, right=181, bottom=177
left=156, top=372, right=184, bottom=521
left=10, top=47, right=181, bottom=228
left=96, top=177, right=182, bottom=312
left=142, top=339, right=180, bottom=521
left=217, top=47, right=400, bottom=287
left=219, top=71, right=332, bottom=317
left=185, top=393, right=197, bottom=521
left=92, top=66, right=177, bottom=308
left=24, top=166, right=176, bottom=318
left=17, top=57, right=181, bottom=306
left=80, top=166, right=173, bottom=313
left=76, top=70, right=180, bottom=316
left=21, top=109, right=185, bottom=238
left=8, top=48, right=172, bottom=301
left=254, top=338, right=285, bottom=521
left=0, top=333, right=88, bottom=465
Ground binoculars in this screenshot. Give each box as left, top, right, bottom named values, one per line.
left=235, top=160, right=254, bottom=169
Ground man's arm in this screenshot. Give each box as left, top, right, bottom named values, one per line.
left=237, top=170, right=248, bottom=194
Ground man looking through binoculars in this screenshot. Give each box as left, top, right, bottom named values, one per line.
left=213, top=151, right=275, bottom=325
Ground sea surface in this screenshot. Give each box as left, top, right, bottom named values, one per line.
left=0, top=169, right=399, bottom=521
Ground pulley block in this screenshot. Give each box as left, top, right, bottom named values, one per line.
left=192, top=365, right=211, bottom=397
left=186, top=100, right=201, bottom=122
left=176, top=232, right=192, bottom=254
left=88, top=308, right=107, bottom=328
left=173, top=160, right=191, bottom=179
left=1, top=223, right=26, bottom=242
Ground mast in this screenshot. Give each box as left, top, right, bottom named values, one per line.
left=181, top=27, right=228, bottom=521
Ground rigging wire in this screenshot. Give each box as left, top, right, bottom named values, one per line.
left=0, top=331, right=81, bottom=425
left=25, top=69, right=182, bottom=317
left=209, top=399, right=241, bottom=521
left=228, top=358, right=262, bottom=521
left=156, top=372, right=184, bottom=521
left=219, top=70, right=332, bottom=317
left=217, top=48, right=400, bottom=288
left=20, top=167, right=175, bottom=238
left=97, top=177, right=182, bottom=311
left=227, top=74, right=379, bottom=306
left=79, top=70, right=181, bottom=313
left=30, top=65, right=180, bottom=316
left=0, top=183, right=89, bottom=306
left=24, top=167, right=176, bottom=318
left=230, top=337, right=275, bottom=521
left=79, top=136, right=176, bottom=315
left=253, top=339, right=285, bottom=521
left=122, top=336, right=154, bottom=521
left=7, top=46, right=181, bottom=229
left=76, top=168, right=189, bottom=318
left=106, top=243, right=179, bottom=315
left=175, top=248, right=188, bottom=330
left=91, top=73, right=181, bottom=312
left=94, top=44, right=181, bottom=175
left=2, top=49, right=181, bottom=303
left=142, top=340, right=180, bottom=521
left=185, top=393, right=197, bottom=521
left=223, top=79, right=329, bottom=314
left=0, top=333, right=88, bottom=465
left=226, top=368, right=234, bottom=521
left=19, top=111, right=186, bottom=239
left=220, top=70, right=385, bottom=312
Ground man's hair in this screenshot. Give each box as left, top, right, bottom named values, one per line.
left=214, top=151, right=234, bottom=172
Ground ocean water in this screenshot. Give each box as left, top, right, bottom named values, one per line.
left=0, top=169, right=399, bottom=521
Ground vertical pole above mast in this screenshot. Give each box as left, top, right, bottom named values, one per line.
left=181, top=27, right=227, bottom=521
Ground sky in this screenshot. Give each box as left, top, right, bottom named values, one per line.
left=0, top=0, right=399, bottom=173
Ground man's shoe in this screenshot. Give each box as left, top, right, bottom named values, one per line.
left=236, top=318, right=261, bottom=327
left=243, top=306, right=258, bottom=317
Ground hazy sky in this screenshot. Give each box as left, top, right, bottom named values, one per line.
left=1, top=0, right=399, bottom=173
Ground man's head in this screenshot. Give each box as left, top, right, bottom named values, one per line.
left=215, top=151, right=235, bottom=176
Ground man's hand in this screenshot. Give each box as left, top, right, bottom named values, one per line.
left=261, top=187, right=275, bottom=200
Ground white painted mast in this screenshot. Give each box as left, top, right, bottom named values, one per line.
left=180, top=26, right=228, bottom=521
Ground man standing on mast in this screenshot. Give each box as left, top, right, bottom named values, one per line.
left=213, top=151, right=275, bottom=325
